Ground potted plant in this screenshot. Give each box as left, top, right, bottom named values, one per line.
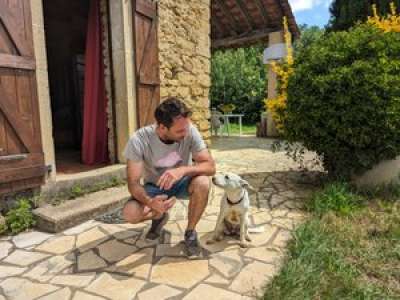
left=218, top=103, right=236, bottom=114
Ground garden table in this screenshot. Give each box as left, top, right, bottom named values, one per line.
left=221, top=114, right=244, bottom=136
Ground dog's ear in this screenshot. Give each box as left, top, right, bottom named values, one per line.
left=240, top=179, right=256, bottom=191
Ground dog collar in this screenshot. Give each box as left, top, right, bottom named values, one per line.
left=226, top=191, right=245, bottom=205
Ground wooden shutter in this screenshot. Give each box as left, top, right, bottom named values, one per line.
left=134, top=0, right=160, bottom=127
left=0, top=0, right=46, bottom=195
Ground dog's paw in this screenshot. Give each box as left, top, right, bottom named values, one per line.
left=206, top=239, right=216, bottom=245
left=215, top=234, right=224, bottom=242
left=239, top=242, right=250, bottom=248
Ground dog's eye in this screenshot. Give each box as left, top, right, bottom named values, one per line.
left=224, top=175, right=229, bottom=180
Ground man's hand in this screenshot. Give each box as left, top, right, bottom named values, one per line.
left=148, top=195, right=168, bottom=214
left=157, top=168, right=185, bottom=190
left=163, top=196, right=177, bottom=210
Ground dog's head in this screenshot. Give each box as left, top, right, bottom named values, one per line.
left=212, top=173, right=255, bottom=192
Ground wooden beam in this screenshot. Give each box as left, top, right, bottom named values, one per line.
left=0, top=5, right=30, bottom=56
left=212, top=27, right=278, bottom=49
left=0, top=54, right=36, bottom=70
left=212, top=2, right=237, bottom=37
left=0, top=165, right=46, bottom=184
left=274, top=0, right=286, bottom=20
left=211, top=14, right=226, bottom=38
left=234, top=0, right=255, bottom=31
left=0, top=81, right=39, bottom=152
left=253, top=0, right=270, bottom=26
left=214, top=0, right=241, bottom=35
left=0, top=153, right=44, bottom=169
left=136, top=0, right=157, bottom=19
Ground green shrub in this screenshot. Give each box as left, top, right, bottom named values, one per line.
left=283, top=24, right=400, bottom=179
left=306, top=183, right=364, bottom=215
left=6, top=199, right=36, bottom=234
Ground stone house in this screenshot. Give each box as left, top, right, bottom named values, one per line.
left=0, top=0, right=299, bottom=196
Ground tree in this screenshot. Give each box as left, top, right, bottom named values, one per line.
left=327, top=0, right=400, bottom=31
left=294, top=24, right=325, bottom=54
left=210, top=45, right=267, bottom=124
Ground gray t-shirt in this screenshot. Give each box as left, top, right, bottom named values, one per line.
left=123, top=123, right=207, bottom=184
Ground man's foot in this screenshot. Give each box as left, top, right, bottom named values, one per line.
left=184, top=229, right=201, bottom=258
left=145, top=212, right=169, bottom=240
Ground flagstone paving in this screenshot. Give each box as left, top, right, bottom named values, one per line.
left=0, top=137, right=324, bottom=299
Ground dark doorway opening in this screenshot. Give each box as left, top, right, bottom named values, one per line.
left=43, top=0, right=109, bottom=174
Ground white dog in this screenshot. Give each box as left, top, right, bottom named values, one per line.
left=207, top=173, right=260, bottom=248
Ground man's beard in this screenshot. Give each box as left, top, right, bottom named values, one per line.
left=161, top=138, right=175, bottom=144
left=159, top=135, right=177, bottom=144
left=159, top=130, right=185, bottom=144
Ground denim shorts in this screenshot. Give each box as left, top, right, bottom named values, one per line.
left=143, top=176, right=192, bottom=199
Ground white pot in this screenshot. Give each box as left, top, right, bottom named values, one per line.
left=353, top=155, right=400, bottom=187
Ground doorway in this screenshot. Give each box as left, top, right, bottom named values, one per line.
left=43, top=0, right=111, bottom=174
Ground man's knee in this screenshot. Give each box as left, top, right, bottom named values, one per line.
left=189, top=176, right=210, bottom=194
left=122, top=200, right=143, bottom=224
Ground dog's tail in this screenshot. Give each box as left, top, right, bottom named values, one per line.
left=248, top=226, right=265, bottom=233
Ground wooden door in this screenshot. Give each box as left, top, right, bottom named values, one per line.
left=134, top=0, right=160, bottom=127
left=0, top=0, right=46, bottom=195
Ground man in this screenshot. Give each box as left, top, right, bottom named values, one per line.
left=122, top=97, right=216, bottom=257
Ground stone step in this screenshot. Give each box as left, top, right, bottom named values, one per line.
left=40, top=164, right=127, bottom=200
left=33, top=186, right=130, bottom=233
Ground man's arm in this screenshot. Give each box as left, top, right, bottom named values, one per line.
left=158, top=149, right=216, bottom=190
left=127, top=160, right=170, bottom=213
left=181, top=149, right=216, bottom=177
left=127, top=160, right=152, bottom=206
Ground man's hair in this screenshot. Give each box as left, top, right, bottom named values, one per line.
left=155, top=97, right=192, bottom=128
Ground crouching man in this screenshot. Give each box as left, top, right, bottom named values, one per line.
left=122, top=97, right=216, bottom=257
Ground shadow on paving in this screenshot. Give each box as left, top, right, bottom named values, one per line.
left=0, top=170, right=326, bottom=300
left=66, top=169, right=325, bottom=275
left=16, top=169, right=324, bottom=289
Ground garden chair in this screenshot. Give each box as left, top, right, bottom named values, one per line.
left=210, top=108, right=224, bottom=136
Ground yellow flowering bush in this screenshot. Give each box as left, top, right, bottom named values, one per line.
left=367, top=2, right=400, bottom=32
left=264, top=17, right=294, bottom=131
left=266, top=2, right=399, bottom=132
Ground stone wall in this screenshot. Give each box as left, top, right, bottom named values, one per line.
left=158, top=0, right=211, bottom=140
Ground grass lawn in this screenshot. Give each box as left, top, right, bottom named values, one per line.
left=222, top=123, right=256, bottom=135
left=263, top=183, right=400, bottom=300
